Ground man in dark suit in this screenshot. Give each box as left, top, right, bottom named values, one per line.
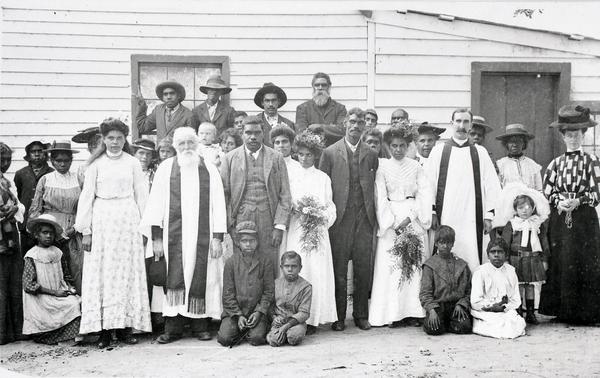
left=254, top=82, right=295, bottom=147
left=192, top=75, right=236, bottom=135
left=220, top=116, right=292, bottom=276
left=319, top=108, right=378, bottom=331
left=295, top=72, right=347, bottom=136
left=135, top=81, right=195, bottom=143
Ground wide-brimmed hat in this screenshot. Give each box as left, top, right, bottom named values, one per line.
left=417, top=122, right=445, bottom=136
left=254, top=82, right=287, bottom=109
left=200, top=75, right=232, bottom=95
left=495, top=124, right=535, bottom=141
left=46, top=140, right=80, bottom=154
left=72, top=126, right=101, bottom=144
left=155, top=81, right=186, bottom=101
left=27, top=214, right=64, bottom=237
left=550, top=104, right=598, bottom=130
left=472, top=115, right=494, bottom=134
left=131, top=139, right=157, bottom=156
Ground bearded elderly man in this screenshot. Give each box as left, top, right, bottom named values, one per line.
left=140, top=127, right=227, bottom=344
left=295, top=72, right=347, bottom=143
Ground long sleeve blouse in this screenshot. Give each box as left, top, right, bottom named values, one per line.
left=543, top=151, right=600, bottom=208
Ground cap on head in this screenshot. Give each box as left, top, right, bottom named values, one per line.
left=236, top=221, right=257, bottom=234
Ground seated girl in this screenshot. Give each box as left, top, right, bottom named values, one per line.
left=471, top=238, right=526, bottom=339
left=419, top=226, right=472, bottom=336
left=22, top=214, right=81, bottom=345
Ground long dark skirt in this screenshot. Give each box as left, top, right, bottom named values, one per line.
left=540, top=206, right=600, bottom=324
left=0, top=251, right=23, bottom=344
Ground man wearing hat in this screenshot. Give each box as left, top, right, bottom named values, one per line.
left=135, top=81, right=195, bottom=142
left=425, top=109, right=501, bottom=272
left=295, top=72, right=347, bottom=134
left=14, top=141, right=54, bottom=253
left=254, top=82, right=295, bottom=147
left=192, top=75, right=237, bottom=135
left=140, top=127, right=227, bottom=343
left=469, top=115, right=494, bottom=146
left=495, top=124, right=541, bottom=190
left=415, top=122, right=445, bottom=166
left=220, top=115, right=292, bottom=276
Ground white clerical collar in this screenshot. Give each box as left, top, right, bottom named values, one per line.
left=452, top=136, right=469, bottom=146
left=345, top=138, right=360, bottom=153
left=245, top=144, right=263, bottom=160
left=167, top=103, right=180, bottom=113
left=106, top=150, right=123, bottom=158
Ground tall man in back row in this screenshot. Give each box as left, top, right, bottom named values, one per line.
left=425, top=109, right=501, bottom=271
left=319, top=108, right=378, bottom=331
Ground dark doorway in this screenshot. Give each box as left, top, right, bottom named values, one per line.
left=472, top=62, right=571, bottom=170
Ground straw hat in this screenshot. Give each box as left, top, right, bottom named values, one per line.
left=495, top=124, right=535, bottom=141
left=27, top=214, right=64, bottom=236
left=472, top=115, right=494, bottom=134
left=46, top=140, right=80, bottom=154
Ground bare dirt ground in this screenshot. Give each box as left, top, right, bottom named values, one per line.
left=1, top=315, right=599, bottom=377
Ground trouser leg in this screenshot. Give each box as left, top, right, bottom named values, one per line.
left=447, top=302, right=472, bottom=334
left=164, top=315, right=186, bottom=337
left=190, top=318, right=209, bottom=334
left=330, top=223, right=351, bottom=322
left=217, top=316, right=239, bottom=346
left=423, top=307, right=446, bottom=336
left=286, top=323, right=307, bottom=345
left=247, top=317, right=269, bottom=346
left=350, top=208, right=373, bottom=320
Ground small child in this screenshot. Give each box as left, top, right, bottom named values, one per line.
left=471, top=238, right=526, bottom=339
left=197, top=122, right=224, bottom=167
left=495, top=183, right=550, bottom=324
left=267, top=251, right=312, bottom=347
left=157, top=136, right=176, bottom=163
left=22, top=214, right=81, bottom=345
left=233, top=111, right=248, bottom=131
left=0, top=173, right=18, bottom=252
left=217, top=221, right=274, bottom=347
left=419, top=225, right=472, bottom=335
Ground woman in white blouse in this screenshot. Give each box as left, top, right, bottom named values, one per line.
left=74, top=118, right=151, bottom=348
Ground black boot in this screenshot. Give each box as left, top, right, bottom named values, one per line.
left=525, top=299, right=539, bottom=325
left=97, top=330, right=112, bottom=349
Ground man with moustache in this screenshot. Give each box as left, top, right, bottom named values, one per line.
left=425, top=109, right=501, bottom=272
left=220, top=116, right=292, bottom=276
left=254, top=83, right=295, bottom=147
left=319, top=108, right=378, bottom=332
left=295, top=72, right=347, bottom=135
left=192, top=75, right=236, bottom=135
left=414, top=122, right=445, bottom=166
left=140, top=127, right=227, bottom=343
left=135, top=81, right=195, bottom=142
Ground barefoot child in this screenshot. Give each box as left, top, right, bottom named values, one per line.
left=471, top=238, right=526, bottom=339
left=267, top=251, right=312, bottom=347
left=22, top=214, right=81, bottom=345
left=419, top=226, right=472, bottom=335
left=217, top=221, right=274, bottom=346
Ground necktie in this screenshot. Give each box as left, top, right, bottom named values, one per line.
left=167, top=108, right=173, bottom=122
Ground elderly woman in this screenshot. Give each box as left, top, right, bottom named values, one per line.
left=369, top=126, right=432, bottom=327
left=0, top=142, right=25, bottom=345
left=29, top=141, right=84, bottom=294
left=284, top=131, right=337, bottom=332
left=74, top=118, right=151, bottom=348
left=539, top=105, right=600, bottom=325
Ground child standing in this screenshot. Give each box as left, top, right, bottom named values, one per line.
left=471, top=239, right=526, bottom=339
left=217, top=221, right=274, bottom=346
left=419, top=226, right=472, bottom=336
left=22, top=214, right=81, bottom=345
left=495, top=183, right=550, bottom=324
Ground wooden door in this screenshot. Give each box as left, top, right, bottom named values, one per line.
left=479, top=72, right=561, bottom=170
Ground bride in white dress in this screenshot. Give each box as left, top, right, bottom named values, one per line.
left=283, top=132, right=337, bottom=329
left=368, top=126, right=432, bottom=327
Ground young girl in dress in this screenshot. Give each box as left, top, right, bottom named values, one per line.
left=494, top=183, right=550, bottom=324
left=22, top=214, right=81, bottom=345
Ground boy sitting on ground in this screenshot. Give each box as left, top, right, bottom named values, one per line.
left=267, top=251, right=312, bottom=347
left=419, top=225, right=472, bottom=335
left=217, top=221, right=274, bottom=346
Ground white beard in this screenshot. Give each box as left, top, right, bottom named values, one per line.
left=177, top=150, right=200, bottom=167
left=312, top=91, right=330, bottom=107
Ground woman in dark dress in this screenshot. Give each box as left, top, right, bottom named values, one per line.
left=540, top=104, right=600, bottom=325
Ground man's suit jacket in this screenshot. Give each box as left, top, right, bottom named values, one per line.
left=318, top=139, right=378, bottom=228
left=219, top=145, right=292, bottom=229
left=192, top=101, right=236, bottom=135
left=136, top=103, right=195, bottom=142
left=256, top=112, right=295, bottom=147
left=295, top=98, right=347, bottom=134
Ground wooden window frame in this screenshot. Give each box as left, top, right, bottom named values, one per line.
left=471, top=61, right=571, bottom=156
left=130, top=54, right=230, bottom=139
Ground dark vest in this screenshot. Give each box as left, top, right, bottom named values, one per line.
left=241, top=151, right=269, bottom=212
left=346, top=143, right=364, bottom=211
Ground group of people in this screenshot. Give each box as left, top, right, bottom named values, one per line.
left=0, top=71, right=599, bottom=348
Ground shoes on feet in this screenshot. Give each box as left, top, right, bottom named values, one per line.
left=97, top=331, right=112, bottom=349
left=197, top=331, right=212, bottom=341
left=306, top=325, right=318, bottom=335
left=354, top=318, right=371, bottom=330
left=331, top=321, right=346, bottom=331
left=157, top=333, right=181, bottom=344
